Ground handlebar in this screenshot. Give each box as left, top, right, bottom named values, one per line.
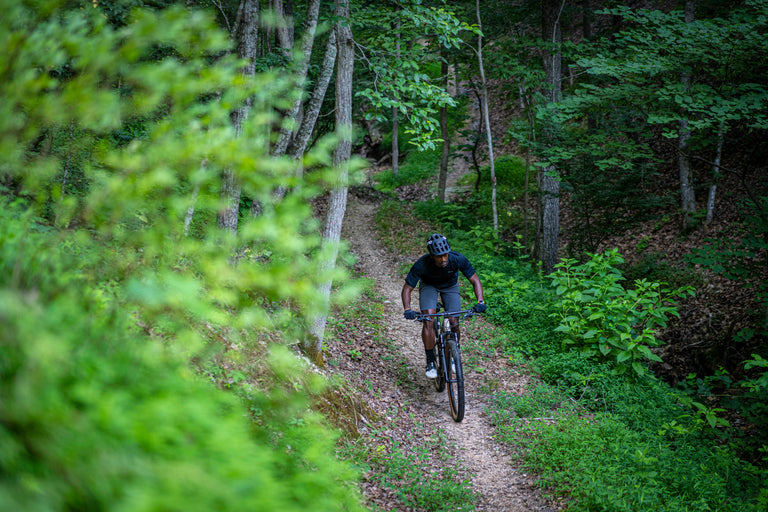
left=413, top=309, right=477, bottom=322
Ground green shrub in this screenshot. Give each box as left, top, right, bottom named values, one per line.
left=0, top=3, right=366, bottom=510
left=0, top=210, right=364, bottom=512
left=477, top=155, right=528, bottom=189
left=549, top=249, right=694, bottom=375
left=375, top=147, right=441, bottom=191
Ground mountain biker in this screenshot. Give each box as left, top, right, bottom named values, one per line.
left=401, top=233, right=486, bottom=379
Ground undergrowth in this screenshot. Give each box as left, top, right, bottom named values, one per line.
left=392, top=195, right=768, bottom=511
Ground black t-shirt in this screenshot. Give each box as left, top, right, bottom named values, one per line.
left=405, top=251, right=476, bottom=289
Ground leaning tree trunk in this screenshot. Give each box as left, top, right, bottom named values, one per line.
left=266, top=0, right=322, bottom=206
left=272, top=0, right=320, bottom=157
left=476, top=0, right=498, bottom=235
left=306, top=0, right=353, bottom=360
left=706, top=121, right=725, bottom=225
left=679, top=0, right=697, bottom=231
left=219, top=0, right=260, bottom=232
left=392, top=13, right=401, bottom=175
left=287, top=29, right=337, bottom=164
left=537, top=0, right=563, bottom=274
left=437, top=49, right=450, bottom=202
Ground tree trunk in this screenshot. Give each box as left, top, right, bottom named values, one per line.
left=392, top=14, right=401, bottom=176
left=537, top=0, right=563, bottom=274
left=272, top=0, right=293, bottom=55
left=476, top=0, right=498, bottom=236
left=706, top=121, right=725, bottom=225
left=437, top=50, right=449, bottom=202
left=61, top=120, right=74, bottom=197
left=287, top=29, right=337, bottom=161
left=306, top=0, right=353, bottom=359
left=272, top=0, right=320, bottom=157
left=219, top=0, right=260, bottom=232
left=679, top=0, right=697, bottom=230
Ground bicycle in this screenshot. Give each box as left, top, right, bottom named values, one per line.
left=413, top=304, right=477, bottom=422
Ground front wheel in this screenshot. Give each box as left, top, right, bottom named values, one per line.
left=445, top=338, right=465, bottom=422
left=433, top=341, right=445, bottom=392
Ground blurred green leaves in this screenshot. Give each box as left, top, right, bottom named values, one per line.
left=1, top=1, right=364, bottom=510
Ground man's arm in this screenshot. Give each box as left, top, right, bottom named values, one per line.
left=468, top=273, right=484, bottom=304
left=401, top=283, right=418, bottom=320
left=402, top=283, right=415, bottom=311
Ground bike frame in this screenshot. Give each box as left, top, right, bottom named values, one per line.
left=414, top=305, right=475, bottom=421
left=425, top=310, right=472, bottom=377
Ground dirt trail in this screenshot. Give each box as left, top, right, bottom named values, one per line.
left=339, top=188, right=557, bottom=511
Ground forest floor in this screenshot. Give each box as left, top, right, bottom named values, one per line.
left=323, top=153, right=565, bottom=511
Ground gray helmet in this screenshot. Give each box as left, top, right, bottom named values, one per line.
left=426, top=233, right=451, bottom=256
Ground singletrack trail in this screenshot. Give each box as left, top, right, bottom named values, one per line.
left=337, top=193, right=559, bottom=512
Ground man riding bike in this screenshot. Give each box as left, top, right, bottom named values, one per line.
left=401, top=234, right=486, bottom=379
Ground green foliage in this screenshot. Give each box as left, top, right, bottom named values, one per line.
left=744, top=354, right=768, bottom=391
left=523, top=1, right=768, bottom=253
left=588, top=2, right=768, bottom=134
left=491, top=375, right=764, bottom=512
left=353, top=0, right=478, bottom=150
left=477, top=155, right=527, bottom=189
left=0, top=202, right=363, bottom=511
left=1, top=1, right=364, bottom=509
left=408, top=195, right=767, bottom=511
left=375, top=146, right=441, bottom=191
left=375, top=95, right=470, bottom=192
left=549, top=249, right=694, bottom=375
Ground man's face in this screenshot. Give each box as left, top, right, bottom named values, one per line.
left=431, top=253, right=449, bottom=267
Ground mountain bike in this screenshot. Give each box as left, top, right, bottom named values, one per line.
left=414, top=305, right=476, bottom=422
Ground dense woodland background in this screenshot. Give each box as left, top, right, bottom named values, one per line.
left=1, top=0, right=767, bottom=510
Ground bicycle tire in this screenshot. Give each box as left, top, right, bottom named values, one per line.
left=433, top=321, right=445, bottom=392
left=445, top=337, right=465, bottom=422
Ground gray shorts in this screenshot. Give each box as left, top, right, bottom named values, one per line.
left=419, top=282, right=461, bottom=315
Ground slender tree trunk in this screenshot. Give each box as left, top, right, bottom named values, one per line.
left=272, top=0, right=320, bottom=157
left=524, top=142, right=531, bottom=249
left=219, top=0, right=260, bottom=232
left=679, top=0, right=697, bottom=230
left=287, top=29, right=337, bottom=161
left=438, top=50, right=449, bottom=202
left=392, top=14, right=401, bottom=176
left=62, top=120, right=74, bottom=196
left=521, top=85, right=536, bottom=252
left=537, top=0, right=564, bottom=274
left=272, top=0, right=293, bottom=54
left=706, top=121, right=725, bottom=225
left=476, top=0, right=498, bottom=235
left=306, top=0, right=353, bottom=359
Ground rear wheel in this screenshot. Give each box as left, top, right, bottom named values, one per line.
left=446, top=337, right=464, bottom=422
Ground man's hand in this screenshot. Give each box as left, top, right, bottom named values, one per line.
left=472, top=302, right=487, bottom=313
left=404, top=309, right=418, bottom=320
